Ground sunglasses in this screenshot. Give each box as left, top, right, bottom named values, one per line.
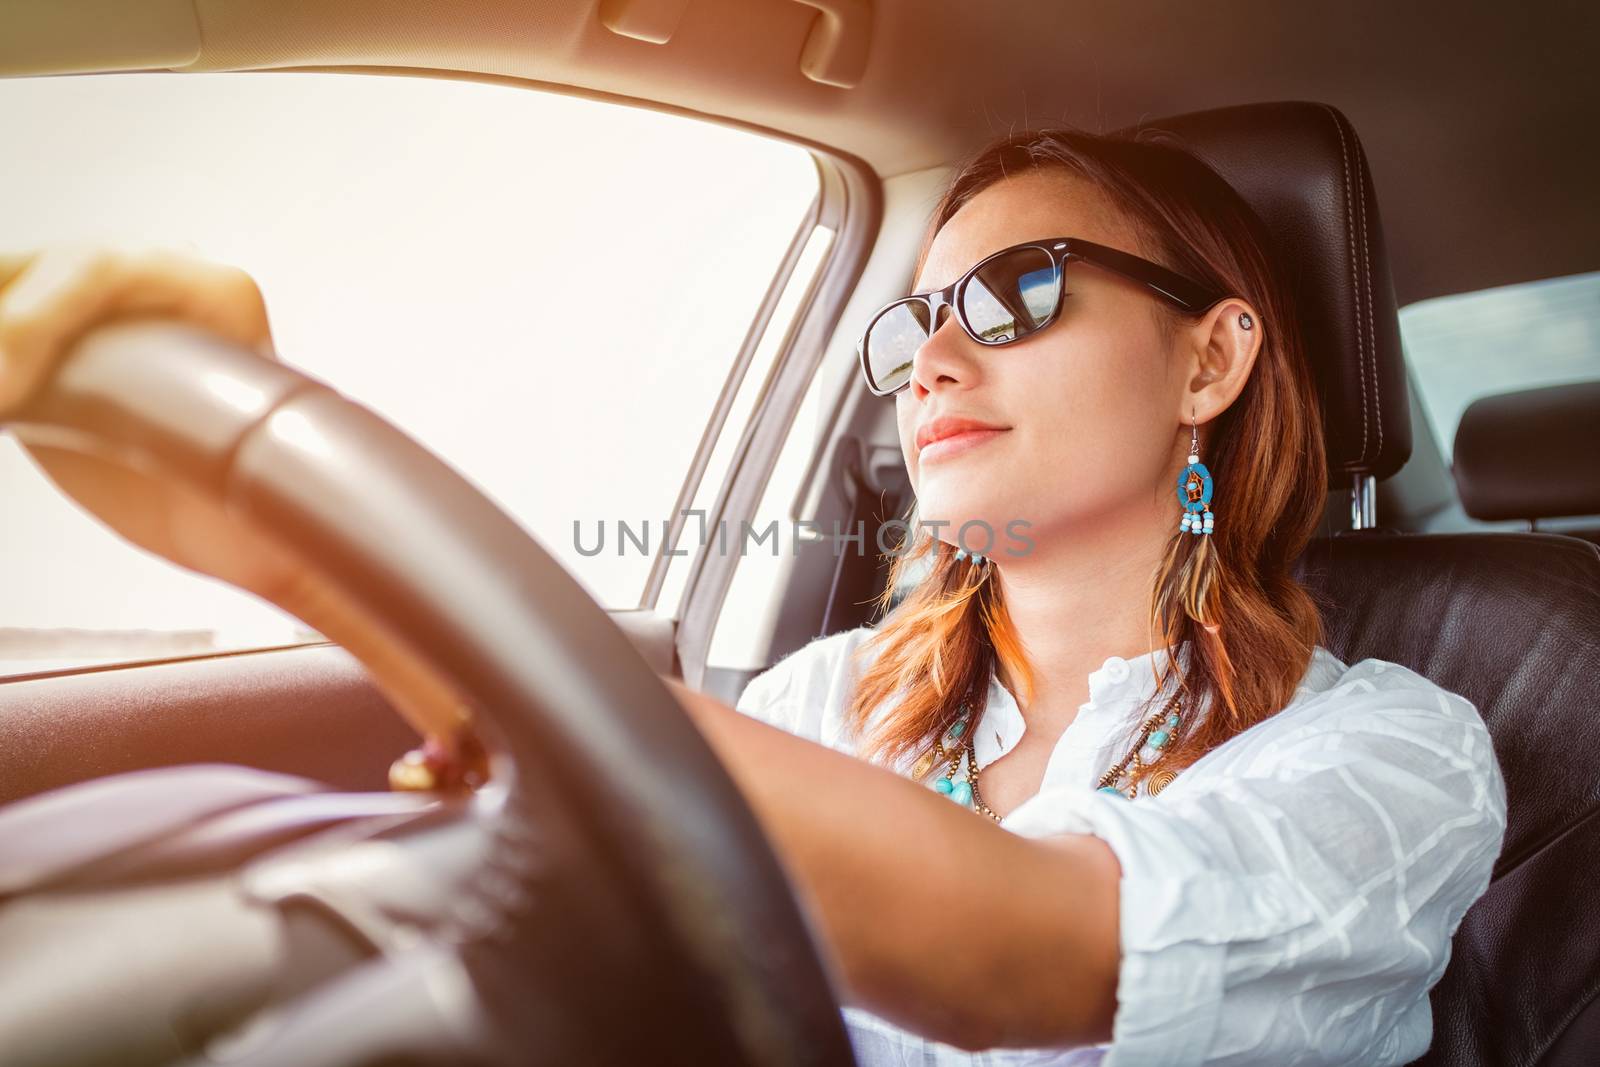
left=856, top=236, right=1228, bottom=397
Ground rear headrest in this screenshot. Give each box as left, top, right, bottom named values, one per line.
left=1115, top=101, right=1413, bottom=485
left=1453, top=379, right=1600, bottom=521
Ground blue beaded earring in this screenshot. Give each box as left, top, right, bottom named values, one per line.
left=1177, top=405, right=1215, bottom=537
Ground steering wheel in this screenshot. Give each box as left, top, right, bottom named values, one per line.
left=1, top=320, right=857, bottom=1067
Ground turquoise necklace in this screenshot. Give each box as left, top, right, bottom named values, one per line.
left=916, top=700, right=1002, bottom=821
left=1094, top=691, right=1186, bottom=798
left=916, top=688, right=1188, bottom=818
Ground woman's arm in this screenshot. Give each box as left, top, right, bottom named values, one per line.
left=0, top=243, right=1123, bottom=1050
left=664, top=677, right=1122, bottom=1051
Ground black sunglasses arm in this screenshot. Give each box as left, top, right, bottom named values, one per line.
left=1059, top=238, right=1226, bottom=313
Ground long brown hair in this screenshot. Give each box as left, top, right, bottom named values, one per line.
left=843, top=126, right=1328, bottom=795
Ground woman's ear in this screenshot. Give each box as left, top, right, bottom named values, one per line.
left=1183, top=298, right=1262, bottom=423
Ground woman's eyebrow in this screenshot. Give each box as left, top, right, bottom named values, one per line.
left=910, top=253, right=987, bottom=298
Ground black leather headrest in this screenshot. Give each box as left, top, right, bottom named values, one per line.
left=1453, top=379, right=1600, bottom=521
left=1116, top=102, right=1413, bottom=485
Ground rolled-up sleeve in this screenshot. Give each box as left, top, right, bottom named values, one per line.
left=1003, top=682, right=1508, bottom=1066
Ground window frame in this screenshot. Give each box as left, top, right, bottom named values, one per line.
left=668, top=147, right=882, bottom=688
left=639, top=187, right=824, bottom=611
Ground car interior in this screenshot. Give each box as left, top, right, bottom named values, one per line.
left=0, top=3, right=1597, bottom=1066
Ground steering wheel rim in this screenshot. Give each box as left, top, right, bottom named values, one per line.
left=9, top=319, right=857, bottom=1066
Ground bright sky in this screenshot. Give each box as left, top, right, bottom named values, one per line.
left=0, top=70, right=817, bottom=661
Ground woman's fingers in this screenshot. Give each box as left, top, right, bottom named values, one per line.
left=0, top=243, right=278, bottom=415
left=0, top=251, right=33, bottom=290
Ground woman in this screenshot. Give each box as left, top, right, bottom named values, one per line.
left=689, top=127, right=1507, bottom=1064
left=0, top=126, right=1506, bottom=1065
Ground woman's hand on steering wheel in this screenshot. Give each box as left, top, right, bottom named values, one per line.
left=0, top=242, right=307, bottom=606
left=0, top=242, right=496, bottom=769
left=0, top=242, right=279, bottom=415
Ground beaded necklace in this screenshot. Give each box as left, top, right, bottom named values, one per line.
left=915, top=688, right=1188, bottom=820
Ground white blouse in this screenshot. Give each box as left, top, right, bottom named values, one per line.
left=734, top=626, right=1507, bottom=1066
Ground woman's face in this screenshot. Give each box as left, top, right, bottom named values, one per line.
left=896, top=170, right=1196, bottom=558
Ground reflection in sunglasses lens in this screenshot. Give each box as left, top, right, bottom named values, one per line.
left=964, top=247, right=1059, bottom=343
left=865, top=299, right=927, bottom=393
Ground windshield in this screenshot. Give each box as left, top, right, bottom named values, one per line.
left=0, top=71, right=821, bottom=676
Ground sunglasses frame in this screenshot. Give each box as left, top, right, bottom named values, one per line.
left=856, top=236, right=1229, bottom=397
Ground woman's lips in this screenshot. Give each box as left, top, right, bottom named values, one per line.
left=919, top=428, right=1008, bottom=464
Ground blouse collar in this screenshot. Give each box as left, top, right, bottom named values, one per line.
left=974, top=639, right=1193, bottom=768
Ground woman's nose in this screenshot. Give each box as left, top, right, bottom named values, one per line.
left=908, top=304, right=975, bottom=397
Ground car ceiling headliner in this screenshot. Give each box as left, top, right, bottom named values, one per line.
left=7, top=0, right=1597, bottom=307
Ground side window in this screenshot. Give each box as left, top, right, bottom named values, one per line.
left=0, top=71, right=818, bottom=676
left=1399, top=270, right=1600, bottom=459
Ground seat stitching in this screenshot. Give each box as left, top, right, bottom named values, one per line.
left=1319, top=103, right=1373, bottom=469
left=1542, top=980, right=1600, bottom=1065
left=1343, top=110, right=1380, bottom=470
left=1351, top=126, right=1383, bottom=462
left=1328, top=104, right=1375, bottom=469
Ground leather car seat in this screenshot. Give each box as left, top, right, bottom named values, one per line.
left=1137, top=101, right=1600, bottom=1067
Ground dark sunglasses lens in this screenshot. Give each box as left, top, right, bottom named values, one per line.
left=862, top=298, right=931, bottom=394
left=963, top=247, right=1060, bottom=343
